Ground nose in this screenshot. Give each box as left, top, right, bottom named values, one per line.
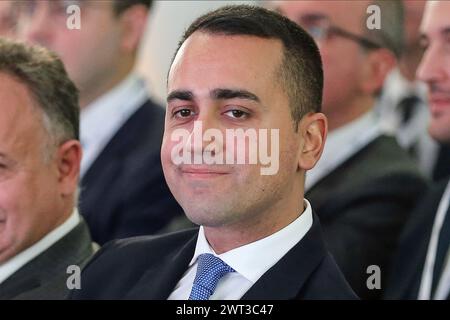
left=187, top=107, right=224, bottom=161
left=20, top=2, right=53, bottom=46
left=417, top=43, right=446, bottom=85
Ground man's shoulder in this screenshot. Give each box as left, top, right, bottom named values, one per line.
left=83, top=228, right=198, bottom=271
left=348, top=135, right=422, bottom=176
left=309, top=135, right=426, bottom=197
left=70, top=228, right=198, bottom=299
left=342, top=135, right=424, bottom=185
left=0, top=220, right=95, bottom=299
left=303, top=252, right=359, bottom=300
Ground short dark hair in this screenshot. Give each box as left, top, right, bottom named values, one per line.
left=0, top=38, right=79, bottom=146
left=173, top=5, right=323, bottom=124
left=113, top=0, right=152, bottom=16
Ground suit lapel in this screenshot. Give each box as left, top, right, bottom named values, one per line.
left=0, top=277, right=41, bottom=300
left=242, top=213, right=327, bottom=300
left=125, top=233, right=198, bottom=300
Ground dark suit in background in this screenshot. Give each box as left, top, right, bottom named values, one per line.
left=79, top=99, right=185, bottom=245
left=384, top=179, right=450, bottom=300
left=70, top=214, right=357, bottom=300
left=0, top=220, right=95, bottom=300
left=433, top=144, right=450, bottom=181
left=306, top=135, right=428, bottom=299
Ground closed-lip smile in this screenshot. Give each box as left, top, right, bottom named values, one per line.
left=180, top=165, right=230, bottom=177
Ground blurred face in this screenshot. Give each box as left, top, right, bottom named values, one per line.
left=0, top=73, right=65, bottom=263
left=403, top=0, right=426, bottom=49
left=0, top=1, right=18, bottom=37
left=162, top=33, right=306, bottom=230
left=277, top=1, right=370, bottom=119
left=18, top=0, right=123, bottom=103
left=417, top=1, right=450, bottom=143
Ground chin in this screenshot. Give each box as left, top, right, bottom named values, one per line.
left=429, top=126, right=450, bottom=145
left=184, top=206, right=232, bottom=228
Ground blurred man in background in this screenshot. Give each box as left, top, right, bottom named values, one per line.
left=385, top=0, right=450, bottom=300
left=0, top=38, right=94, bottom=299
left=276, top=0, right=427, bottom=299
left=377, top=1, right=441, bottom=178
left=19, top=0, right=185, bottom=245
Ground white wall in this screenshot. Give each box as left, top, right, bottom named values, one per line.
left=136, top=0, right=259, bottom=105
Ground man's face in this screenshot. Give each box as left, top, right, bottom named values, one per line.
left=277, top=1, right=369, bottom=119
left=417, top=1, right=450, bottom=143
left=162, top=33, right=304, bottom=229
left=0, top=73, right=63, bottom=263
left=19, top=0, right=123, bottom=98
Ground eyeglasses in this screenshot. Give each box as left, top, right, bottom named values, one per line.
left=18, top=0, right=83, bottom=17
left=298, top=14, right=382, bottom=50
left=18, top=0, right=105, bottom=19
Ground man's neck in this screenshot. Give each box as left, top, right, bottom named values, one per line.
left=398, top=45, right=423, bottom=83
left=204, top=188, right=305, bottom=254
left=326, top=96, right=374, bottom=132
left=79, top=63, right=134, bottom=109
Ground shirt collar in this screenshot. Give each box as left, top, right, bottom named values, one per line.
left=79, top=73, right=149, bottom=177
left=0, top=209, right=80, bottom=284
left=80, top=73, right=148, bottom=148
left=189, top=200, right=313, bottom=283
left=305, top=110, right=381, bottom=191
left=382, top=68, right=428, bottom=106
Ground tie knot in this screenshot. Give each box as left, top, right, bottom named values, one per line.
left=188, top=253, right=235, bottom=300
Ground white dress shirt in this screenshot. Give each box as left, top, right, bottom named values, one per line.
left=80, top=73, right=149, bottom=178
left=419, top=180, right=450, bottom=300
left=0, top=209, right=80, bottom=284
left=168, top=199, right=313, bottom=300
left=305, top=110, right=382, bottom=191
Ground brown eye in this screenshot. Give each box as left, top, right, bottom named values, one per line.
left=174, top=108, right=195, bottom=118
left=225, top=109, right=248, bottom=119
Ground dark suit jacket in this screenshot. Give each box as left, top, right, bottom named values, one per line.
left=306, top=136, right=428, bottom=299
left=0, top=220, right=94, bottom=300
left=79, top=99, right=184, bottom=245
left=70, top=213, right=357, bottom=300
left=384, top=179, right=449, bottom=300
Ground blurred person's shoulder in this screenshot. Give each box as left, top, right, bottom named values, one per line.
left=92, top=227, right=199, bottom=265
left=70, top=228, right=199, bottom=299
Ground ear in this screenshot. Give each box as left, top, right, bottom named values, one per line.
left=360, top=48, right=397, bottom=94
left=298, top=112, right=327, bottom=171
left=56, top=140, right=82, bottom=197
left=119, top=5, right=149, bottom=54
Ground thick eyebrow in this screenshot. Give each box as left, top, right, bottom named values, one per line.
left=167, top=90, right=194, bottom=103
left=211, top=88, right=260, bottom=102
left=299, top=13, right=329, bottom=23
left=167, top=88, right=260, bottom=103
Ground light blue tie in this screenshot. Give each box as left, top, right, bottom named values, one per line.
left=188, top=253, right=235, bottom=300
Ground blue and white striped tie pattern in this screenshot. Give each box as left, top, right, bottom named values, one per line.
left=188, top=253, right=235, bottom=300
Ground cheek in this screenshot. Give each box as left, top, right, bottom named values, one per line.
left=0, top=181, right=30, bottom=258
left=160, top=134, right=182, bottom=187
